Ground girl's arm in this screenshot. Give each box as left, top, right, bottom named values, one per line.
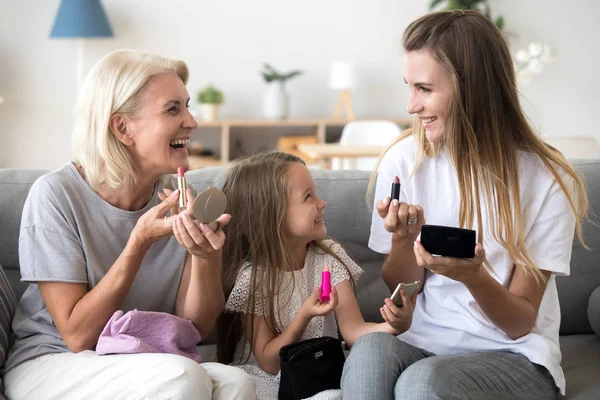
left=245, top=287, right=336, bottom=375
left=334, top=280, right=410, bottom=346
left=246, top=311, right=311, bottom=375
left=414, top=242, right=550, bottom=339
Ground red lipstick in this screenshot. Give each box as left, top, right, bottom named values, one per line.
left=391, top=176, right=401, bottom=201
left=177, top=167, right=187, bottom=208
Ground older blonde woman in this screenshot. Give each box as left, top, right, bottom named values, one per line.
left=3, top=50, right=255, bottom=400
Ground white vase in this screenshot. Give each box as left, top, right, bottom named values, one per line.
left=263, top=82, right=289, bottom=120
left=200, top=104, right=219, bottom=121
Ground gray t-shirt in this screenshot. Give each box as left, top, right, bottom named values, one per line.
left=4, top=163, right=187, bottom=372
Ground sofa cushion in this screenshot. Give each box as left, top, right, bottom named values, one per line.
left=0, top=168, right=47, bottom=300
left=556, top=160, right=600, bottom=335
left=560, top=334, right=600, bottom=399
left=0, top=262, right=18, bottom=397
left=588, top=287, right=600, bottom=336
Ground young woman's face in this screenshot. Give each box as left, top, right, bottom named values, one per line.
left=125, top=72, right=198, bottom=176
left=284, top=163, right=327, bottom=244
left=404, top=49, right=453, bottom=143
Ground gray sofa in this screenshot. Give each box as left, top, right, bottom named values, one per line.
left=1, top=161, right=599, bottom=399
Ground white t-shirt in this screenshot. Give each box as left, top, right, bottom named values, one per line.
left=369, top=135, right=575, bottom=395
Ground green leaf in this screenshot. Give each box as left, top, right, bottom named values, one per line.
left=261, top=72, right=274, bottom=83
left=283, top=70, right=303, bottom=81
left=447, top=0, right=461, bottom=10
left=495, top=15, right=505, bottom=30
left=429, top=0, right=445, bottom=10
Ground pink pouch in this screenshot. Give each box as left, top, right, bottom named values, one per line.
left=96, top=310, right=203, bottom=363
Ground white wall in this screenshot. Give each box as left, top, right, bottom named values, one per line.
left=1, top=0, right=599, bottom=169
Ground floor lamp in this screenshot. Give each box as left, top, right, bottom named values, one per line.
left=329, top=62, right=356, bottom=120
left=50, top=0, right=113, bottom=93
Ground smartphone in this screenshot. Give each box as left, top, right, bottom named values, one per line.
left=390, top=281, right=421, bottom=307
left=420, top=224, right=476, bottom=258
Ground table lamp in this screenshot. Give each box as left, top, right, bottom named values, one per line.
left=329, top=62, right=355, bottom=120
left=50, top=0, right=113, bottom=92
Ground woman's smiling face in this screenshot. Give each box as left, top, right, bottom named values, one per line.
left=404, top=49, right=453, bottom=143
left=124, top=72, right=198, bottom=176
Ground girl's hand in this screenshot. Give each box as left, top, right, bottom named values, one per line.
left=413, top=241, right=486, bottom=284
left=380, top=288, right=417, bottom=334
left=132, top=189, right=181, bottom=246
left=172, top=189, right=232, bottom=258
left=299, top=287, right=338, bottom=320
left=376, top=197, right=425, bottom=242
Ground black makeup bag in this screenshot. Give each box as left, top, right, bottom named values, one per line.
left=278, top=336, right=345, bottom=400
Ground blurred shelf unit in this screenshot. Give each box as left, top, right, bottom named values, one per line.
left=193, top=118, right=412, bottom=166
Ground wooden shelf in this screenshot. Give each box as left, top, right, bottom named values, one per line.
left=192, top=118, right=412, bottom=165
left=188, top=155, right=224, bottom=170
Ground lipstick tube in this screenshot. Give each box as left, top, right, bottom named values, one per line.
left=391, top=176, right=401, bottom=201
left=320, top=265, right=331, bottom=302
left=177, top=167, right=187, bottom=208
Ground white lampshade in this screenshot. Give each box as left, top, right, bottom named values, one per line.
left=328, top=62, right=355, bottom=90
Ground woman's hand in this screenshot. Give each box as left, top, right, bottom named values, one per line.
left=299, top=287, right=338, bottom=320
left=380, top=288, right=417, bottom=334
left=131, top=189, right=181, bottom=246
left=172, top=188, right=231, bottom=258
left=376, top=196, right=425, bottom=242
left=157, top=187, right=183, bottom=217
left=413, top=241, right=487, bottom=284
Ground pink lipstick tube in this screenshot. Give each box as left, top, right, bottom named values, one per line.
left=320, top=265, right=331, bottom=302
left=177, top=167, right=187, bottom=208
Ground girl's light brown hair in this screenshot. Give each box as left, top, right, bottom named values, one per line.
left=217, top=151, right=355, bottom=364
left=371, top=10, right=588, bottom=281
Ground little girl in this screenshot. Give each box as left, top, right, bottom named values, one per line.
left=217, top=151, right=416, bottom=399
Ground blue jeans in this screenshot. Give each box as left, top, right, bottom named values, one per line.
left=341, top=332, right=559, bottom=400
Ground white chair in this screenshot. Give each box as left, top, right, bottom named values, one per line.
left=331, top=120, right=402, bottom=170
left=543, top=136, right=600, bottom=159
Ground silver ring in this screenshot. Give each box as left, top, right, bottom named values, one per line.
left=407, top=218, right=418, bottom=225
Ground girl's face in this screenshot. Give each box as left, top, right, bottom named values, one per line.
left=284, top=163, right=327, bottom=244
left=404, top=49, right=453, bottom=143
left=124, top=72, right=198, bottom=176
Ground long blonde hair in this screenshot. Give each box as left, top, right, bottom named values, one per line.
left=217, top=151, right=355, bottom=363
left=72, top=49, right=189, bottom=190
left=371, top=10, right=588, bottom=281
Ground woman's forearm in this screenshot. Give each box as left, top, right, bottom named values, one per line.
left=177, top=253, right=225, bottom=339
left=463, top=268, right=539, bottom=339
left=59, top=236, right=150, bottom=352
left=382, top=235, right=425, bottom=293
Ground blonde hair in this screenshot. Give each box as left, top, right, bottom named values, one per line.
left=71, top=49, right=189, bottom=190
left=371, top=10, right=588, bottom=282
left=217, top=151, right=355, bottom=363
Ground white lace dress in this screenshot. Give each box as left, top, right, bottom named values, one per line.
left=224, top=240, right=363, bottom=400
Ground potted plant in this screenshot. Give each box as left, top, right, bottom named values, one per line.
left=429, top=0, right=505, bottom=31
left=260, top=64, right=303, bottom=119
left=196, top=85, right=224, bottom=121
